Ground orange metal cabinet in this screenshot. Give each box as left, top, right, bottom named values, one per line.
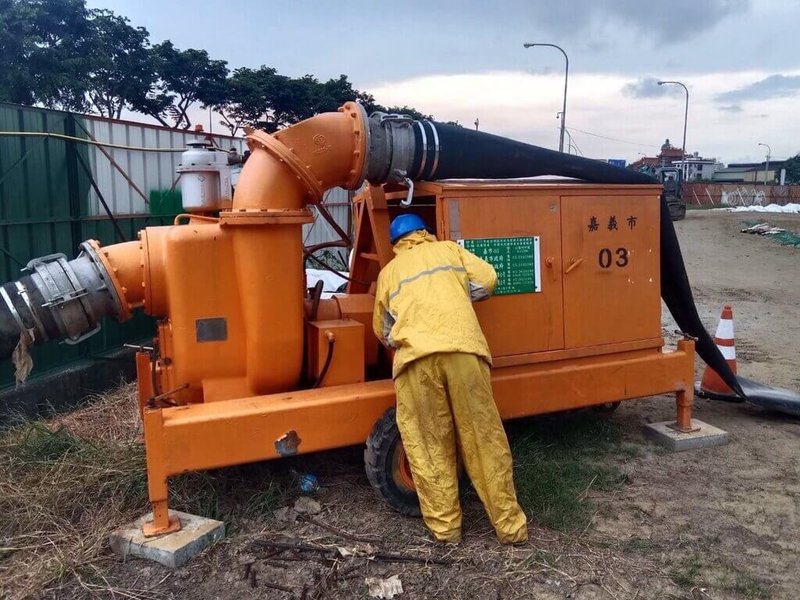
left=438, top=189, right=565, bottom=357
left=307, top=319, right=365, bottom=386
left=560, top=193, right=661, bottom=348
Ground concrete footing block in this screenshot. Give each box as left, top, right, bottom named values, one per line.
left=643, top=419, right=729, bottom=452
left=109, top=510, right=225, bottom=568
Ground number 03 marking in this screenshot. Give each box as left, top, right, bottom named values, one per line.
left=598, top=247, right=629, bottom=268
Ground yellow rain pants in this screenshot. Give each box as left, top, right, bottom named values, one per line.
left=395, top=352, right=528, bottom=544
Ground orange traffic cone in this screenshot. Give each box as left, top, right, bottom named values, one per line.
left=698, top=305, right=738, bottom=399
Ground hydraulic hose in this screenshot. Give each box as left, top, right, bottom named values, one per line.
left=311, top=333, right=336, bottom=389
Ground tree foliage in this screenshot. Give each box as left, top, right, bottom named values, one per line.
left=0, top=0, right=431, bottom=133
left=213, top=70, right=434, bottom=135
left=783, top=154, right=800, bottom=185
left=152, top=41, right=228, bottom=129
left=0, top=0, right=94, bottom=110
left=84, top=10, right=165, bottom=119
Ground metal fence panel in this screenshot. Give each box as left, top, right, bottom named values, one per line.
left=82, top=115, right=246, bottom=217
left=303, top=188, right=352, bottom=246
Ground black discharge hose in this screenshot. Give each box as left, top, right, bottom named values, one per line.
left=657, top=198, right=745, bottom=398
left=412, top=121, right=657, bottom=184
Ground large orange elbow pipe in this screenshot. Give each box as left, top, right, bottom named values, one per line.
left=233, top=102, right=368, bottom=211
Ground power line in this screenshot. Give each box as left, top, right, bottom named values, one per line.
left=567, top=131, right=585, bottom=157
left=565, top=127, right=661, bottom=150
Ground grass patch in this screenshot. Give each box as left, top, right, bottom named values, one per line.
left=508, top=411, right=631, bottom=533
left=0, top=383, right=290, bottom=598
left=622, top=537, right=660, bottom=554
left=170, top=463, right=287, bottom=529
left=687, top=203, right=727, bottom=211
left=518, top=548, right=557, bottom=569
left=733, top=573, right=771, bottom=599
left=670, top=555, right=703, bottom=588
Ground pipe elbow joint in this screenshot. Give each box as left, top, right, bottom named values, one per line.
left=233, top=102, right=370, bottom=210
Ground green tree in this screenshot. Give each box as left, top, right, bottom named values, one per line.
left=153, top=41, right=228, bottom=129
left=213, top=67, right=283, bottom=135
left=0, top=0, right=95, bottom=110
left=83, top=10, right=167, bottom=120
left=214, top=67, right=317, bottom=134
left=0, top=0, right=35, bottom=104
left=214, top=68, right=434, bottom=135
left=356, top=93, right=433, bottom=120
left=783, top=154, right=800, bottom=185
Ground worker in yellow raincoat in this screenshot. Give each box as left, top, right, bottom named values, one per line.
left=372, top=213, right=528, bottom=544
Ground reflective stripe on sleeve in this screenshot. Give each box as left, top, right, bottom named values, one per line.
left=388, top=265, right=467, bottom=300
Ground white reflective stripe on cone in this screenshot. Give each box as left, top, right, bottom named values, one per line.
left=718, top=344, right=736, bottom=360
left=715, top=318, right=734, bottom=340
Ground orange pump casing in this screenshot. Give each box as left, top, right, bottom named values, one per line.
left=101, top=103, right=370, bottom=406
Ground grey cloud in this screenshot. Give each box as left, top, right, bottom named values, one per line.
left=526, top=0, right=749, bottom=44
left=718, top=104, right=743, bottom=113
left=622, top=77, right=683, bottom=99
left=715, top=74, right=800, bottom=103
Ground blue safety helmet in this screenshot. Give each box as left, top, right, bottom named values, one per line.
left=390, top=214, right=429, bottom=244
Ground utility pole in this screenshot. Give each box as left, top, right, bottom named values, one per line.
left=524, top=42, right=569, bottom=153
left=758, top=142, right=771, bottom=185
left=658, top=81, right=689, bottom=179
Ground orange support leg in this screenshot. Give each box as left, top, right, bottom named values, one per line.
left=141, top=407, right=181, bottom=536
left=671, top=388, right=699, bottom=433
left=669, top=339, right=700, bottom=433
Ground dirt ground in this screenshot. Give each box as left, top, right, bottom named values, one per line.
left=8, top=210, right=800, bottom=600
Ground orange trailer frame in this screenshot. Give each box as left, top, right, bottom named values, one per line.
left=138, top=179, right=697, bottom=536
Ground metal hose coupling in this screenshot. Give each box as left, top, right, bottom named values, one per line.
left=0, top=241, right=125, bottom=360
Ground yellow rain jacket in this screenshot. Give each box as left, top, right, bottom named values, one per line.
left=372, top=230, right=528, bottom=544
left=372, top=230, right=496, bottom=378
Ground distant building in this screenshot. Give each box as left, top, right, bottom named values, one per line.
left=628, top=139, right=720, bottom=180
left=657, top=138, right=685, bottom=164
left=672, top=152, right=723, bottom=181
left=712, top=161, right=786, bottom=184
left=711, top=165, right=754, bottom=183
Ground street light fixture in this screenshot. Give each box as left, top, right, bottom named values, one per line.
left=757, top=142, right=771, bottom=185
left=524, top=42, right=569, bottom=153
left=658, top=80, right=689, bottom=179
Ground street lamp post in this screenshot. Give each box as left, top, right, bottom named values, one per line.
left=758, top=142, right=771, bottom=185
left=658, top=80, right=689, bottom=180
left=524, top=42, right=569, bottom=153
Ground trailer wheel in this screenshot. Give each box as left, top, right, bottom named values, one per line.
left=668, top=202, right=687, bottom=221
left=593, top=401, right=621, bottom=413
left=364, top=408, right=421, bottom=517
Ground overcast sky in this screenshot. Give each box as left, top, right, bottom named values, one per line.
left=88, top=0, right=800, bottom=165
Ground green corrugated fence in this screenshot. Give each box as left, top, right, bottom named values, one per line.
left=0, top=103, right=180, bottom=389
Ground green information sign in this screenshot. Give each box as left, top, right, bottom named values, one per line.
left=458, top=236, right=541, bottom=295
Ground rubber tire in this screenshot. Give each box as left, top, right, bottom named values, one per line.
left=668, top=203, right=687, bottom=221
left=592, top=401, right=621, bottom=413
left=364, top=408, right=422, bottom=517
